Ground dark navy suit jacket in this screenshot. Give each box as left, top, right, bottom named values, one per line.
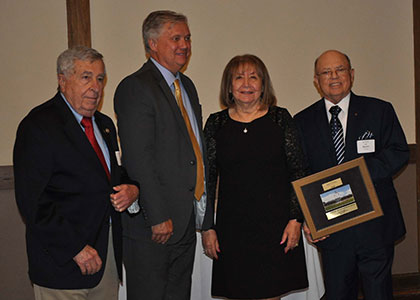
left=14, top=93, right=133, bottom=288
left=294, top=92, right=408, bottom=249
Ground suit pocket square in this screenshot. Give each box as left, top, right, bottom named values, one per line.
left=358, top=130, right=374, bottom=140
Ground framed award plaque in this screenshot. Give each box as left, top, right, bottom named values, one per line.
left=292, top=157, right=383, bottom=240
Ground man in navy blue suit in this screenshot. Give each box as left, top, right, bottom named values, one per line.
left=294, top=50, right=408, bottom=300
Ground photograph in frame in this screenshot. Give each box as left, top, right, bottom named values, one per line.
left=292, top=157, right=383, bottom=240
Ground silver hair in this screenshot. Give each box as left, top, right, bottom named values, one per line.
left=142, top=10, right=188, bottom=53
left=57, top=46, right=104, bottom=77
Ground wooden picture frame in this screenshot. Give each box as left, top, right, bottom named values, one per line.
left=292, top=157, right=383, bottom=240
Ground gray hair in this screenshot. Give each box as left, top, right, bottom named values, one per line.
left=142, top=10, right=188, bottom=53
left=57, top=46, right=104, bottom=77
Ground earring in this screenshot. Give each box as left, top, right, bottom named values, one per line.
left=229, top=92, right=234, bottom=102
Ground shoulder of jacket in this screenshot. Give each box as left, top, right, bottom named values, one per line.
left=205, top=109, right=229, bottom=131
left=294, top=99, right=323, bottom=120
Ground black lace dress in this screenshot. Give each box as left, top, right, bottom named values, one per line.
left=204, top=106, right=308, bottom=299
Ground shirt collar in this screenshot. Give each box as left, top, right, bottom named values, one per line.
left=150, top=57, right=180, bottom=87
left=60, top=92, right=95, bottom=124
left=324, top=92, right=351, bottom=116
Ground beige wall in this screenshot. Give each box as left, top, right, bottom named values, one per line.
left=1, top=0, right=414, bottom=165
left=1, top=0, right=67, bottom=165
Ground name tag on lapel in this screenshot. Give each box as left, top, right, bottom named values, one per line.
left=115, top=151, right=122, bottom=166
left=357, top=139, right=375, bottom=154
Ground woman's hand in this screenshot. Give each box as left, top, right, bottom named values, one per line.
left=281, top=219, right=302, bottom=253
left=202, top=229, right=220, bottom=259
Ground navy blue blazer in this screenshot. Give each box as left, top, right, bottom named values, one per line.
left=14, top=93, right=133, bottom=289
left=294, top=92, right=408, bottom=249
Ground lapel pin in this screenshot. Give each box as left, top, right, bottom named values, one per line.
left=105, top=128, right=110, bottom=134
left=354, top=112, right=358, bottom=116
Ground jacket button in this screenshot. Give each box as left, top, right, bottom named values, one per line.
left=189, top=187, right=194, bottom=191
left=190, top=160, right=195, bottom=165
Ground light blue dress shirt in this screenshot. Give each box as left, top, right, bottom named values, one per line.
left=150, top=58, right=207, bottom=228
left=60, top=93, right=111, bottom=171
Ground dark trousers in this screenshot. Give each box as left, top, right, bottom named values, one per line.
left=322, top=236, right=394, bottom=300
left=124, top=213, right=196, bottom=300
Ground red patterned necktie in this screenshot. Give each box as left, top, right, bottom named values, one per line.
left=81, top=117, right=111, bottom=180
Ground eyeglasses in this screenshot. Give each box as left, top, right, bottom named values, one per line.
left=316, top=67, right=350, bottom=79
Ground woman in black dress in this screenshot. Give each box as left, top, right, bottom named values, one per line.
left=201, top=54, right=308, bottom=300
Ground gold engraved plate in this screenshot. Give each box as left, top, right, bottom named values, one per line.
left=326, top=203, right=358, bottom=220
left=322, top=178, right=343, bottom=191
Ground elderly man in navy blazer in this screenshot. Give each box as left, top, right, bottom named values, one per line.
left=294, top=50, right=408, bottom=300
left=14, top=46, right=139, bottom=300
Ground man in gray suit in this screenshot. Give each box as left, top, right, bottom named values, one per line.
left=114, top=10, right=209, bottom=300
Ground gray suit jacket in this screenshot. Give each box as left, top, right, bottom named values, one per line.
left=114, top=59, right=210, bottom=243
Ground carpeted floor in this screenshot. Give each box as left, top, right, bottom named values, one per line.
left=319, top=272, right=420, bottom=299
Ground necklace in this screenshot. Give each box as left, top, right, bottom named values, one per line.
left=230, top=105, right=264, bottom=135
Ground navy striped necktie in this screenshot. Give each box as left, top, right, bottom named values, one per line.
left=329, top=106, right=345, bottom=164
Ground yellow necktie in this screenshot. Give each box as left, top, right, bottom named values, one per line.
left=174, top=79, right=204, bottom=201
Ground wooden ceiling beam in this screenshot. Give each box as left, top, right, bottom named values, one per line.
left=66, top=0, right=91, bottom=48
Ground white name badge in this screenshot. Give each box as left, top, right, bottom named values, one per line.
left=357, top=139, right=375, bottom=154
left=115, top=151, right=122, bottom=166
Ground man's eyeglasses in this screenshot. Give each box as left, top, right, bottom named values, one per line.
left=316, top=67, right=350, bottom=78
